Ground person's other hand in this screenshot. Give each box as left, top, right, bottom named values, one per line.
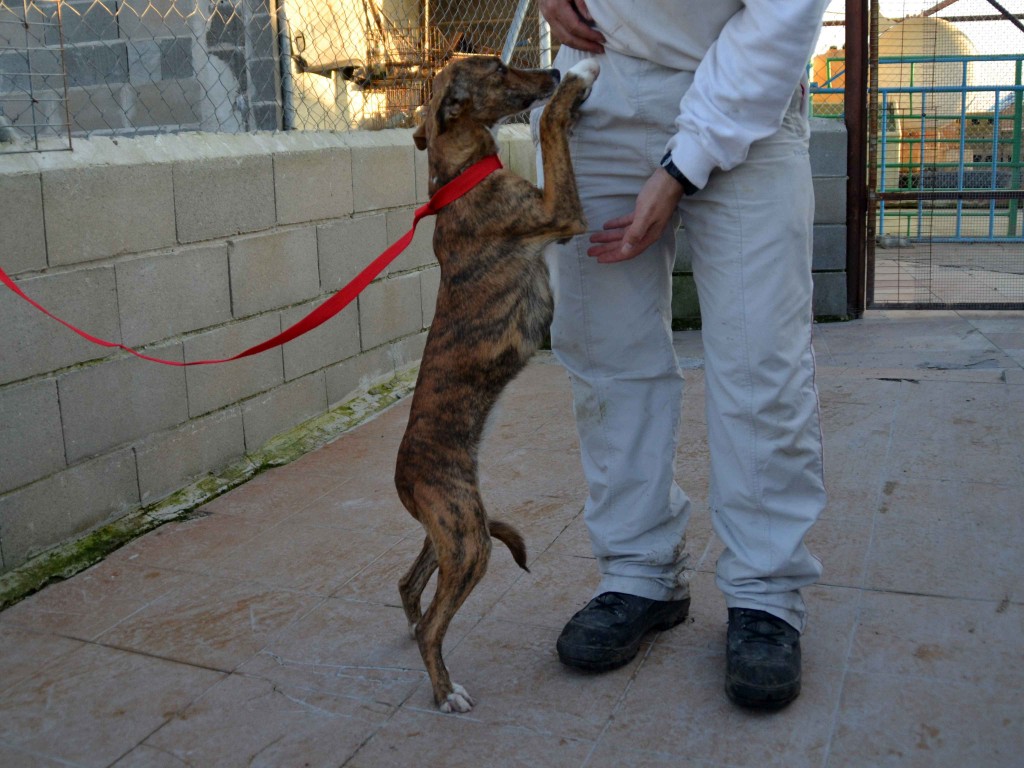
left=588, top=169, right=684, bottom=263
left=540, top=0, right=605, bottom=53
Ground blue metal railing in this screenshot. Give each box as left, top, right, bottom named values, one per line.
left=810, top=53, right=1024, bottom=244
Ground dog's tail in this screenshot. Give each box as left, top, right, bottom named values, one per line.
left=488, top=519, right=529, bottom=572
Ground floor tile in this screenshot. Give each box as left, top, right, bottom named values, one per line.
left=0, top=623, right=86, bottom=695
left=602, top=644, right=840, bottom=768
left=827, top=672, right=1023, bottom=768
left=488, top=540, right=603, bottom=630
left=237, top=597, right=459, bottom=707
left=585, top=743, right=723, bottom=768
left=199, top=466, right=347, bottom=524
left=346, top=707, right=594, bottom=768
left=333, top=533, right=531, bottom=622
left=864, top=478, right=1023, bottom=601
left=284, top=479, right=421, bottom=538
left=137, top=673, right=389, bottom=767
left=105, top=510, right=270, bottom=574
left=0, top=643, right=222, bottom=767
left=436, top=618, right=638, bottom=741
left=1, top=560, right=183, bottom=641
left=0, top=742, right=74, bottom=767
left=95, top=575, right=323, bottom=672
left=206, top=522, right=401, bottom=596
left=848, top=590, right=1024, bottom=686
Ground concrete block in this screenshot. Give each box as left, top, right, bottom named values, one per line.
left=812, top=271, right=848, bottom=318
left=116, top=244, right=231, bottom=347
left=325, top=347, right=390, bottom=406
left=385, top=208, right=435, bottom=275
left=241, top=371, right=327, bottom=451
left=173, top=154, right=275, bottom=243
left=183, top=313, right=284, bottom=417
left=671, top=273, right=701, bottom=324
left=0, top=172, right=46, bottom=274
left=352, top=144, right=417, bottom=212
left=160, top=37, right=194, bottom=80
left=127, top=39, right=164, bottom=86
left=207, top=2, right=244, bottom=48
left=0, top=379, right=64, bottom=493
left=674, top=227, right=695, bottom=273
left=26, top=47, right=63, bottom=93
left=274, top=147, right=354, bottom=225
left=135, top=406, right=244, bottom=505
left=132, top=79, right=202, bottom=128
left=391, top=329, right=428, bottom=367
left=250, top=102, right=281, bottom=132
left=318, top=214, right=388, bottom=291
left=247, top=13, right=277, bottom=57
left=247, top=56, right=280, bottom=103
left=229, top=227, right=319, bottom=318
left=809, top=118, right=848, bottom=178
left=505, top=127, right=538, bottom=184
left=813, top=177, right=847, bottom=225
left=324, top=329, right=427, bottom=406
left=64, top=42, right=129, bottom=88
left=118, top=0, right=193, bottom=38
left=43, top=163, right=176, bottom=265
left=0, top=4, right=46, bottom=48
left=67, top=83, right=127, bottom=133
left=357, top=272, right=423, bottom=350
left=813, top=224, right=847, bottom=272
left=51, top=0, right=120, bottom=45
left=58, top=345, right=189, bottom=463
left=420, top=266, right=440, bottom=327
left=0, top=448, right=138, bottom=570
left=281, top=297, right=361, bottom=381
left=0, top=267, right=121, bottom=385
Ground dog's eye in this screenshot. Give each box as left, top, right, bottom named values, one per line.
left=494, top=62, right=508, bottom=75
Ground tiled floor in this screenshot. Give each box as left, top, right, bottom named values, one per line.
left=1, top=310, right=1022, bottom=768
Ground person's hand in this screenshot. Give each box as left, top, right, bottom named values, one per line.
left=588, top=169, right=685, bottom=263
left=540, top=0, right=605, bottom=53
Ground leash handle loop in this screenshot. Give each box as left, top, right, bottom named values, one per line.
left=0, top=154, right=503, bottom=367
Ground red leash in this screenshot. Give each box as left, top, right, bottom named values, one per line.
left=0, top=155, right=503, bottom=367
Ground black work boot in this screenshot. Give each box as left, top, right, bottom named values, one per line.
left=556, top=591, right=691, bottom=672
left=725, top=608, right=802, bottom=710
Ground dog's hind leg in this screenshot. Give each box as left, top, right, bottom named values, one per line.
left=398, top=534, right=438, bottom=638
left=411, top=487, right=492, bottom=713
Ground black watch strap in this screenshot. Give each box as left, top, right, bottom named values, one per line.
left=660, top=152, right=699, bottom=196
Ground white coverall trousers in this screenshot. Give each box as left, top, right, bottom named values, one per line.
left=535, top=48, right=826, bottom=632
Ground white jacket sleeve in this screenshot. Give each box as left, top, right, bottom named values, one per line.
left=666, top=0, right=829, bottom=190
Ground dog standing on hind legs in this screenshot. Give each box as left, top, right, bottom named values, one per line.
left=394, top=55, right=599, bottom=713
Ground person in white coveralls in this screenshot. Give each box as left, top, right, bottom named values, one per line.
left=535, top=0, right=830, bottom=708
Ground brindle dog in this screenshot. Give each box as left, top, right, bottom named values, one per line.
left=395, top=55, right=599, bottom=713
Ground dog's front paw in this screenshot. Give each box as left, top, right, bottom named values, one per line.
left=561, top=58, right=600, bottom=115
left=439, top=682, right=475, bottom=713
left=567, top=58, right=600, bottom=89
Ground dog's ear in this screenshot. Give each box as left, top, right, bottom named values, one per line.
left=436, top=78, right=469, bottom=136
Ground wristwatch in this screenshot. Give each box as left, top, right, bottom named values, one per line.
left=660, top=152, right=699, bottom=196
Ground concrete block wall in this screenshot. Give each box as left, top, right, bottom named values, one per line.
left=0, top=125, right=535, bottom=575
left=0, top=0, right=279, bottom=137
left=672, top=118, right=850, bottom=325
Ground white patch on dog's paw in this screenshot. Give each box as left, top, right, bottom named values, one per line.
left=567, top=58, right=600, bottom=86
left=439, top=682, right=475, bottom=713
left=408, top=622, right=418, bottom=640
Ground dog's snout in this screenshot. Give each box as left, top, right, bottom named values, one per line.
left=548, top=68, right=561, bottom=85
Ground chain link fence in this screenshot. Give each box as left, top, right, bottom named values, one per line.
left=0, top=0, right=552, bottom=151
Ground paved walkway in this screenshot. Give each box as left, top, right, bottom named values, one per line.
left=1, top=310, right=1022, bottom=768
